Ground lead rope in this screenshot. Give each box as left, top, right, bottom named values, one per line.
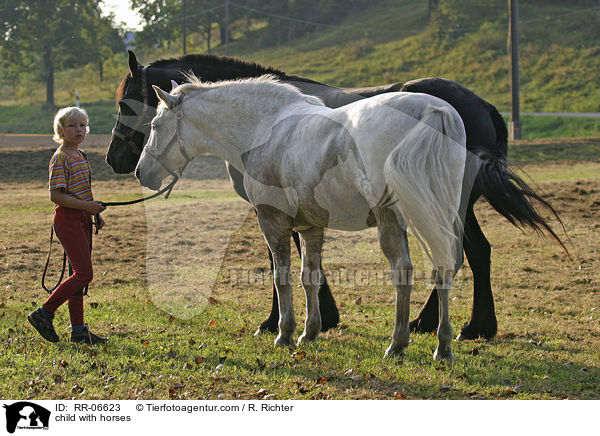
left=41, top=175, right=179, bottom=294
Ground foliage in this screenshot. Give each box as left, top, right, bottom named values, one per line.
left=130, top=0, right=376, bottom=53
left=0, top=0, right=123, bottom=109
left=1, top=0, right=599, bottom=134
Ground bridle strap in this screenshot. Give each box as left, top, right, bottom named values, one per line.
left=144, top=94, right=193, bottom=179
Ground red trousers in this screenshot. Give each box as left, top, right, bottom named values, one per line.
left=42, top=207, right=93, bottom=325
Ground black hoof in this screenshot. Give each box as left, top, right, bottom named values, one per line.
left=318, top=282, right=339, bottom=332
left=320, top=309, right=339, bottom=332
left=457, top=318, right=497, bottom=340
left=258, top=318, right=278, bottom=334
left=409, top=316, right=437, bottom=334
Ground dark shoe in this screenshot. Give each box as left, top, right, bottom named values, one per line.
left=71, top=326, right=108, bottom=345
left=28, top=309, right=59, bottom=342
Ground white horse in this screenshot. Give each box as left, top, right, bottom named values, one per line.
left=136, top=75, right=468, bottom=360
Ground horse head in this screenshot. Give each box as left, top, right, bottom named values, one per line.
left=107, top=51, right=160, bottom=174
left=135, top=86, right=193, bottom=191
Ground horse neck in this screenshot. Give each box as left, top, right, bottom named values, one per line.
left=188, top=86, right=306, bottom=169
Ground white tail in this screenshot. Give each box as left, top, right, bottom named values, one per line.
left=383, top=104, right=466, bottom=271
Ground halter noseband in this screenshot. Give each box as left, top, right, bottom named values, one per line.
left=143, top=93, right=194, bottom=179
left=112, top=65, right=152, bottom=155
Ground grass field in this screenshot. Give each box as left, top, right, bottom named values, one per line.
left=0, top=137, right=598, bottom=400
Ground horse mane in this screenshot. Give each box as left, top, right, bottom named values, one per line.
left=149, top=54, right=285, bottom=76
left=115, top=72, right=131, bottom=107
left=115, top=53, right=323, bottom=107
left=176, top=73, right=325, bottom=107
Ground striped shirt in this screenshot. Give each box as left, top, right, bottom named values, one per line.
left=49, top=148, right=93, bottom=201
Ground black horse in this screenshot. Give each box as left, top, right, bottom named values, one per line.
left=107, top=51, right=565, bottom=340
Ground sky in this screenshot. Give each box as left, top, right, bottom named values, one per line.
left=100, top=0, right=144, bottom=31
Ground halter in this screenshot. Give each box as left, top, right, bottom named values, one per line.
left=143, top=93, right=194, bottom=179
left=112, top=65, right=152, bottom=155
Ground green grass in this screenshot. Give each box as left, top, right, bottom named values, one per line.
left=0, top=0, right=599, bottom=137
left=0, top=138, right=599, bottom=400
left=0, top=104, right=117, bottom=135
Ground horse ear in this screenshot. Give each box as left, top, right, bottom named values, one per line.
left=171, top=80, right=179, bottom=91
left=153, top=85, right=180, bottom=109
left=128, top=50, right=140, bottom=75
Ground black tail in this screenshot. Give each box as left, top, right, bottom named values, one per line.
left=474, top=107, right=569, bottom=256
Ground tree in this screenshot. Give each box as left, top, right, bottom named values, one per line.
left=131, top=0, right=229, bottom=52
left=1, top=0, right=123, bottom=110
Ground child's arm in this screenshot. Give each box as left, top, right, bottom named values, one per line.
left=50, top=189, right=106, bottom=214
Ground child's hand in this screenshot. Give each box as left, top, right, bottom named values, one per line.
left=96, top=214, right=105, bottom=230
left=86, top=201, right=106, bottom=214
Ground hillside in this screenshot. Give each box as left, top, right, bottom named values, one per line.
left=1, top=0, right=599, bottom=137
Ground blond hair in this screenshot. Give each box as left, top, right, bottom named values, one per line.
left=52, top=106, right=89, bottom=144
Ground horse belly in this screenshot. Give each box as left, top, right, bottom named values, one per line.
left=297, top=183, right=374, bottom=231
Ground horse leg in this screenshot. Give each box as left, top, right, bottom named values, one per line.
left=256, top=206, right=295, bottom=348
left=409, top=202, right=497, bottom=339
left=297, top=227, right=325, bottom=345
left=457, top=205, right=498, bottom=340
left=375, top=209, right=413, bottom=359
left=433, top=268, right=455, bottom=361
left=409, top=287, right=439, bottom=334
left=292, top=231, right=339, bottom=332
left=257, top=247, right=280, bottom=334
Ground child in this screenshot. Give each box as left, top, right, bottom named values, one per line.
left=28, top=106, right=107, bottom=344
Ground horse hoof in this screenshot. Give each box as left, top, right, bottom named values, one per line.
left=274, top=336, right=295, bottom=348
left=258, top=318, right=279, bottom=334
left=297, top=334, right=317, bottom=346
left=433, top=347, right=454, bottom=362
left=458, top=319, right=497, bottom=340
left=409, top=317, right=437, bottom=334
left=384, top=346, right=406, bottom=359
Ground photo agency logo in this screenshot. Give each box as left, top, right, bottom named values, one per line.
left=3, top=402, right=50, bottom=434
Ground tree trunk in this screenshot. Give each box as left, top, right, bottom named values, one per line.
left=206, top=21, right=211, bottom=52
left=428, top=0, right=439, bottom=21
left=218, top=19, right=231, bottom=46
left=43, top=47, right=55, bottom=111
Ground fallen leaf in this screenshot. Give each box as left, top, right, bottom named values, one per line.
left=59, top=360, right=68, bottom=368
left=168, top=315, right=176, bottom=323
left=141, top=340, right=150, bottom=347
left=208, top=320, right=217, bottom=327
left=169, top=384, right=185, bottom=400
left=71, top=384, right=84, bottom=394
left=316, top=377, right=328, bottom=385
left=292, top=351, right=306, bottom=360
left=394, top=392, right=407, bottom=399
left=354, top=296, right=362, bottom=305
left=194, top=357, right=205, bottom=365
left=208, top=297, right=218, bottom=305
